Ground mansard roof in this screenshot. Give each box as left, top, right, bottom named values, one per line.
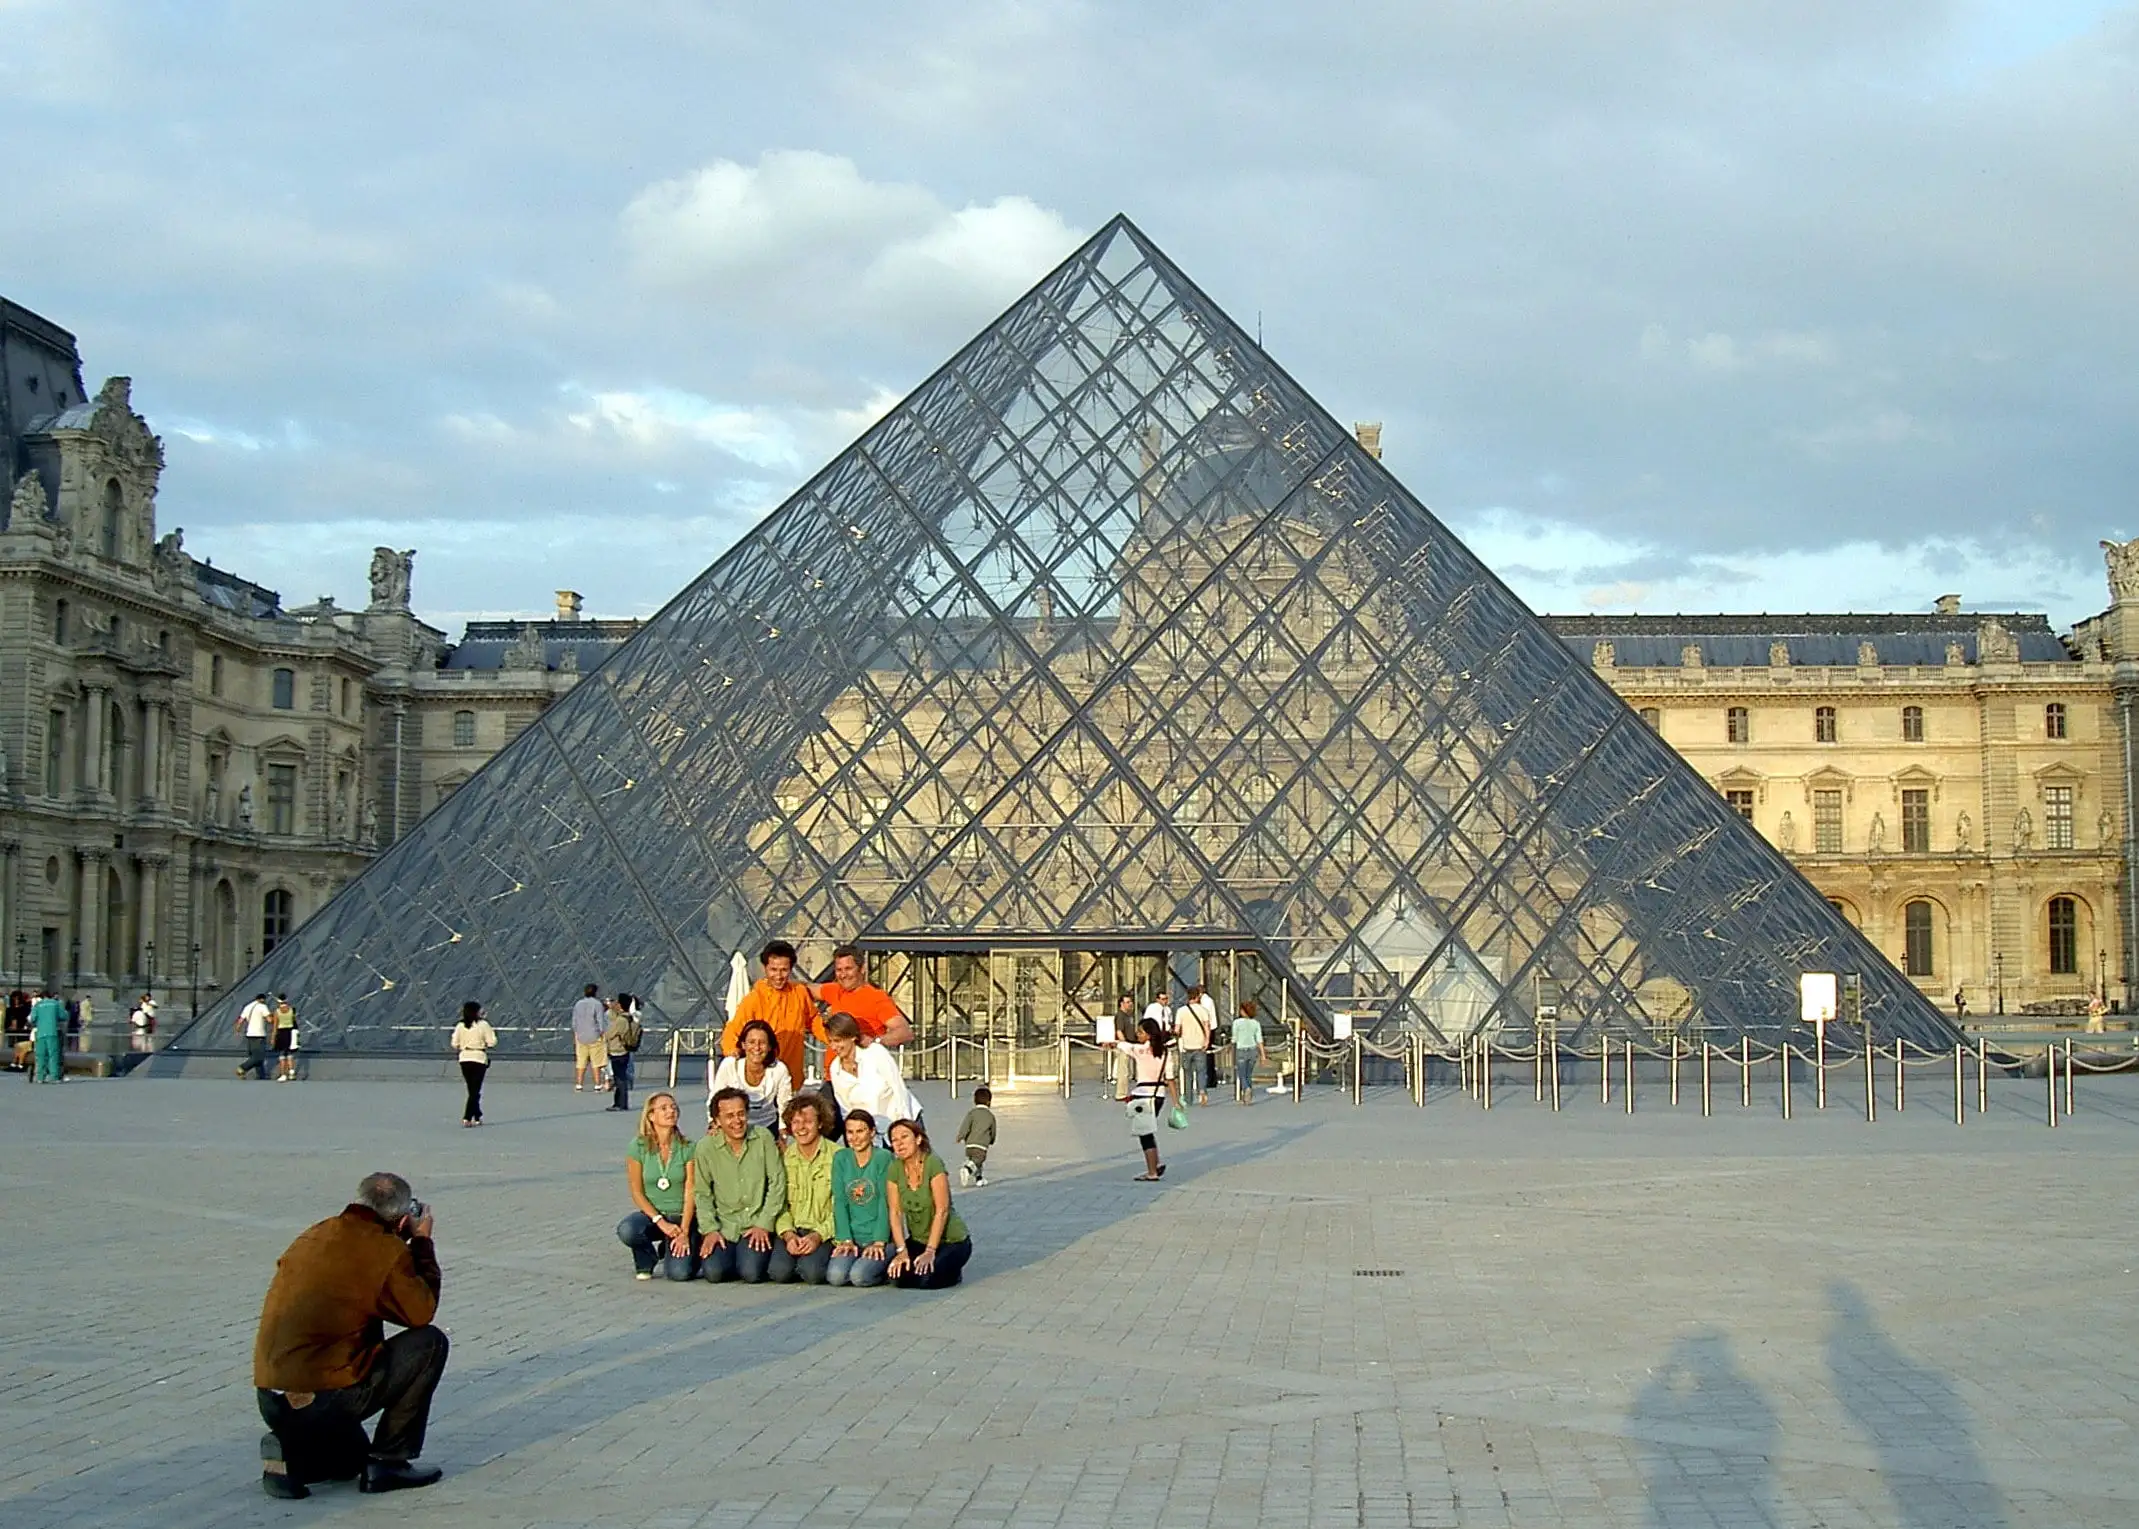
left=1544, top=611, right=2073, bottom=666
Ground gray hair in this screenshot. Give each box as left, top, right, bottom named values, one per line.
left=355, top=1171, right=414, bottom=1221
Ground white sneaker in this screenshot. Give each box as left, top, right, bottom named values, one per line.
left=959, top=1163, right=973, bottom=1187
left=574, top=1083, right=584, bottom=1091
left=634, top=1270, right=653, bottom=1281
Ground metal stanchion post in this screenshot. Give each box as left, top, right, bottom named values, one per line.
left=1740, top=1037, right=1750, bottom=1108
left=1061, top=1035, right=1071, bottom=1100
left=1865, top=1039, right=1876, bottom=1123
left=2047, top=1043, right=2057, bottom=1128
left=1482, top=1036, right=1493, bottom=1111
left=1351, top=1033, right=1362, bottom=1107
left=1816, top=1026, right=1827, bottom=1109
left=1895, top=1038, right=1904, bottom=1112
left=1977, top=1036, right=1987, bottom=1115
left=1624, top=1039, right=1633, bottom=1115
left=1536, top=1030, right=1545, bottom=1102
left=1293, top=1024, right=1303, bottom=1104
left=1701, top=1042, right=1711, bottom=1117
left=1670, top=1033, right=1680, bottom=1107
left=984, top=1035, right=993, bottom=1089
left=2065, top=1037, right=2075, bottom=1116
left=1414, top=1033, right=1425, bottom=1107
left=948, top=1034, right=959, bottom=1101
left=1954, top=1043, right=1964, bottom=1125
left=1601, top=1037, right=1611, bottom=1106
left=1782, top=1042, right=1792, bottom=1119
left=668, top=1032, right=680, bottom=1090
left=1549, top=1032, right=1561, bottom=1112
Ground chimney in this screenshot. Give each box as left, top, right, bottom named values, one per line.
left=555, top=590, right=583, bottom=623
left=1934, top=593, right=1961, bottom=616
left=1353, top=422, right=1383, bottom=461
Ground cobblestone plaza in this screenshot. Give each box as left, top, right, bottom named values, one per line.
left=4, top=1075, right=2134, bottom=1527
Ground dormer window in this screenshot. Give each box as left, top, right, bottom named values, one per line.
left=102, top=479, right=123, bottom=560
left=271, top=668, right=295, bottom=710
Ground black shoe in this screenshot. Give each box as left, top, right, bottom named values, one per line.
left=359, top=1460, right=442, bottom=1494
left=261, top=1468, right=309, bottom=1500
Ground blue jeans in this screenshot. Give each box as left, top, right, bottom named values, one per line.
left=610, top=1051, right=633, bottom=1110
left=889, top=1236, right=972, bottom=1290
left=767, top=1238, right=834, bottom=1284
left=1179, top=1048, right=1209, bottom=1105
left=32, top=1031, right=62, bottom=1082
left=1235, top=1053, right=1258, bottom=1097
left=825, top=1247, right=891, bottom=1287
left=700, top=1235, right=773, bottom=1283
left=615, top=1212, right=697, bottom=1280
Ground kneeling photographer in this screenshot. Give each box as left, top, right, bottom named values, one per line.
left=252, top=1171, right=448, bottom=1498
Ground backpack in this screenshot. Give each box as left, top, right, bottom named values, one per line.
left=618, top=1011, right=643, bottom=1052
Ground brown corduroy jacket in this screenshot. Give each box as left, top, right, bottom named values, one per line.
left=253, top=1205, right=441, bottom=1391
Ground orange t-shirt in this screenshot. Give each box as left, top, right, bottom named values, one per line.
left=814, top=981, right=900, bottom=1043
left=720, top=979, right=817, bottom=1083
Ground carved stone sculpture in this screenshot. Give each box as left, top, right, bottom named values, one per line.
left=1977, top=619, right=2019, bottom=664
left=1945, top=641, right=1967, bottom=665
left=1955, top=810, right=1971, bottom=852
left=1867, top=811, right=1886, bottom=852
left=332, top=790, right=349, bottom=837
left=7, top=473, right=51, bottom=531
left=1679, top=643, right=1703, bottom=668
left=1768, top=641, right=1790, bottom=666
left=368, top=546, right=415, bottom=609
left=1856, top=641, right=1878, bottom=666
left=1777, top=810, right=1797, bottom=853
left=360, top=802, right=380, bottom=846
left=2013, top=808, right=2032, bottom=852
left=1591, top=640, right=1615, bottom=668
left=502, top=625, right=546, bottom=671
left=237, top=782, right=255, bottom=828
left=2103, top=538, right=2139, bottom=603
left=2100, top=809, right=2118, bottom=850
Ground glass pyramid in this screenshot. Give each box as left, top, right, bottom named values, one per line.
left=172, top=216, right=1957, bottom=1056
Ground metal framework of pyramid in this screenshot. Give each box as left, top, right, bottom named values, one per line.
left=172, top=216, right=1957, bottom=1056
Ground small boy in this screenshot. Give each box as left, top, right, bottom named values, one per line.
left=955, top=1086, right=998, bottom=1187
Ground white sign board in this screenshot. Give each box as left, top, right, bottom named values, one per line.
left=1096, top=1015, right=1116, bottom=1045
left=1332, top=1011, right=1354, bottom=1040
left=1799, top=972, right=1839, bottom=1026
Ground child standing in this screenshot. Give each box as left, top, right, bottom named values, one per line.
left=955, top=1086, right=998, bottom=1187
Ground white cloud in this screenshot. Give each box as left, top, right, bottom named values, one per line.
left=621, top=150, right=1082, bottom=335
left=1644, top=325, right=1838, bottom=374
left=564, top=386, right=801, bottom=472
left=1779, top=408, right=1950, bottom=457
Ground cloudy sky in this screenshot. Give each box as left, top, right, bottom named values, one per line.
left=4, top=1, right=2134, bottom=633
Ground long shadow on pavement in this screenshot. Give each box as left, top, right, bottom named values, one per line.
left=1628, top=1329, right=1780, bottom=1528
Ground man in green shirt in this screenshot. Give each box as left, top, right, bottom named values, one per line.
left=687, top=1088, right=786, bottom=1282
left=1231, top=1000, right=1265, bottom=1105
left=28, top=988, right=65, bottom=1083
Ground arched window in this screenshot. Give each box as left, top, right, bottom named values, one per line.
left=2045, top=702, right=2067, bottom=740
left=102, top=479, right=123, bottom=559
left=262, top=888, right=294, bottom=955
left=1901, top=705, right=1924, bottom=742
left=1815, top=705, right=1837, bottom=743
left=1903, top=900, right=1935, bottom=977
left=271, top=668, right=295, bottom=710
left=453, top=710, right=476, bottom=748
left=1639, top=706, right=1660, bottom=731
left=2048, top=896, right=2079, bottom=975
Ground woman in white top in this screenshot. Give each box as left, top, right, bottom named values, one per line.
left=822, top=1011, right=917, bottom=1140
left=708, top=1018, right=793, bottom=1135
left=1115, top=1016, right=1177, bottom=1181
left=451, top=1000, right=500, bottom=1127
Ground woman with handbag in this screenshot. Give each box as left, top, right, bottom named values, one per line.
left=450, top=1000, right=498, bottom=1126
left=1114, top=1015, right=1178, bottom=1181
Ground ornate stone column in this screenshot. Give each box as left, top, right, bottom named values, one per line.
left=77, top=848, right=107, bottom=980
left=138, top=854, right=166, bottom=979
left=140, top=703, right=163, bottom=807
left=82, top=687, right=108, bottom=797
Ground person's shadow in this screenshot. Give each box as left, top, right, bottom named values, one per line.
left=1629, top=1330, right=1780, bottom=1527
left=1827, top=1279, right=2008, bottom=1527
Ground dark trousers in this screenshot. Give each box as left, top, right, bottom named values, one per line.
left=460, top=1060, right=488, bottom=1122
left=767, top=1237, right=834, bottom=1284
left=239, top=1036, right=269, bottom=1078
left=257, top=1325, right=449, bottom=1473
left=610, top=1051, right=633, bottom=1110
left=699, top=1235, right=773, bottom=1282
left=616, top=1211, right=699, bottom=1279
left=889, top=1236, right=972, bottom=1290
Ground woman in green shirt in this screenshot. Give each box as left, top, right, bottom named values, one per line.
left=827, top=1108, right=893, bottom=1287
left=885, top=1119, right=972, bottom=1289
left=617, top=1091, right=697, bottom=1281
left=771, top=1094, right=837, bottom=1284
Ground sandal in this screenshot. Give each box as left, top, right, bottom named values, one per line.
left=1134, top=1173, right=1160, bottom=1181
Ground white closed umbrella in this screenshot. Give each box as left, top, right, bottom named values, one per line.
left=724, top=951, right=750, bottom=1017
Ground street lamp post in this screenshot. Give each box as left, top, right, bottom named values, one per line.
left=12, top=931, right=22, bottom=990
left=145, top=939, right=156, bottom=1000
left=1993, top=951, right=2006, bottom=1016
left=189, top=941, right=200, bottom=1019
left=69, top=936, right=79, bottom=988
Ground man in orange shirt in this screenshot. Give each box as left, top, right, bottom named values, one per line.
left=814, top=943, right=914, bottom=1047
left=719, top=940, right=818, bottom=1083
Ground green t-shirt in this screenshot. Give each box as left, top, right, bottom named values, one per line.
left=629, top=1133, right=693, bottom=1219
left=831, top=1145, right=893, bottom=1245
left=892, top=1152, right=969, bottom=1247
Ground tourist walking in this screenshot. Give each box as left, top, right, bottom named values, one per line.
left=603, top=994, right=641, bottom=1112
left=570, top=984, right=607, bottom=1091
left=617, top=1092, right=696, bottom=1281
left=688, top=1087, right=787, bottom=1283
left=827, top=1108, right=893, bottom=1287
left=28, top=986, right=65, bottom=1082
left=450, top=1001, right=497, bottom=1126
left=272, top=993, right=300, bottom=1081
left=707, top=1017, right=792, bottom=1132
left=885, top=1120, right=974, bottom=1289
left=1174, top=986, right=1214, bottom=1106
left=75, top=993, right=95, bottom=1056
left=1231, top=999, right=1265, bottom=1104
left=129, top=992, right=157, bottom=1052
left=772, top=1094, right=838, bottom=1283
left=236, top=993, right=274, bottom=1079
left=955, top=1086, right=997, bottom=1186
left=1115, top=1015, right=1176, bottom=1180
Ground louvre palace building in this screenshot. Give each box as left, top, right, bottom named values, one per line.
left=4, top=229, right=2131, bottom=1057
